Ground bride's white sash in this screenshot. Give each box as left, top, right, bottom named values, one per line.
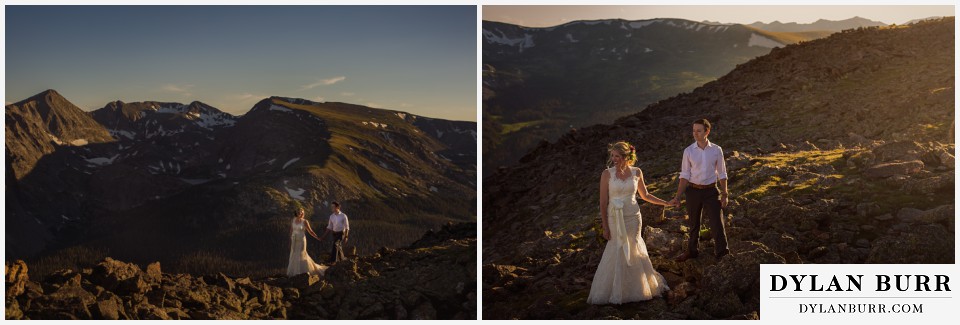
left=609, top=196, right=634, bottom=266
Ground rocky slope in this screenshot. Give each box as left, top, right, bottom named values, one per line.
left=482, top=18, right=954, bottom=319
left=482, top=18, right=834, bottom=174
left=5, top=223, right=476, bottom=320
left=5, top=91, right=476, bottom=278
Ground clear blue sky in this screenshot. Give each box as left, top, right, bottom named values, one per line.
left=6, top=6, right=477, bottom=121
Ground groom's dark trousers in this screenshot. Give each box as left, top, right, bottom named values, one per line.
left=329, top=231, right=346, bottom=263
left=685, top=185, right=729, bottom=257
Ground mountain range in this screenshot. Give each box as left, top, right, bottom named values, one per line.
left=483, top=17, right=954, bottom=319
left=483, top=17, right=890, bottom=175
left=5, top=90, right=476, bottom=278
left=747, top=16, right=886, bottom=32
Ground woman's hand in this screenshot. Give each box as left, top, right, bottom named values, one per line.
left=602, top=227, right=610, bottom=241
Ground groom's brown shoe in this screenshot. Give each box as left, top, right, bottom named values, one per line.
left=675, top=251, right=698, bottom=262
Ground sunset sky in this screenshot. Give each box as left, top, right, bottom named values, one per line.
left=483, top=5, right=954, bottom=28
left=6, top=6, right=477, bottom=121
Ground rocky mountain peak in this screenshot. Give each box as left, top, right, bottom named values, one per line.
left=21, top=89, right=66, bottom=104
left=5, top=89, right=114, bottom=177
left=103, top=100, right=125, bottom=111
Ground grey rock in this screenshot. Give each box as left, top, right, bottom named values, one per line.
left=915, top=205, right=953, bottom=224
left=865, top=160, right=924, bottom=178
left=896, top=208, right=924, bottom=222
left=874, top=213, right=894, bottom=221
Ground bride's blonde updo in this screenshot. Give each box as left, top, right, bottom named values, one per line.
left=607, top=141, right=637, bottom=167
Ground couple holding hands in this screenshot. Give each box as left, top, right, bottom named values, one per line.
left=588, top=118, right=731, bottom=305
left=286, top=201, right=351, bottom=277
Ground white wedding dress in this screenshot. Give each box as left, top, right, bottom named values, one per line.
left=286, top=219, right=328, bottom=277
left=587, top=167, right=669, bottom=304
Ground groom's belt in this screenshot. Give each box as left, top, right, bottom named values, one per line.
left=688, top=182, right=716, bottom=189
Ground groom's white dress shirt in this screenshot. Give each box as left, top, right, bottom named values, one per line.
left=327, top=212, right=350, bottom=232
left=679, top=140, right=728, bottom=185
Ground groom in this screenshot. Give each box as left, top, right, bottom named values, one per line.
left=669, top=119, right=731, bottom=261
left=319, top=201, right=350, bottom=263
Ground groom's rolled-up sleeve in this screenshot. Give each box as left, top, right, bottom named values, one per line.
left=716, top=147, right=728, bottom=180
left=679, top=148, right=691, bottom=181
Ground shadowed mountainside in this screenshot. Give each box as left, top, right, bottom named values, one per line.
left=482, top=18, right=847, bottom=175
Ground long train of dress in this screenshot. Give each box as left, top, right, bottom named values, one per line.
left=287, top=219, right=328, bottom=277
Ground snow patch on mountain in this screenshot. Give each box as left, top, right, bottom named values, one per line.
left=269, top=104, right=293, bottom=113
left=85, top=154, right=120, bottom=166
left=45, top=132, right=64, bottom=145
left=156, top=105, right=186, bottom=114
left=196, top=112, right=236, bottom=129
left=748, top=33, right=783, bottom=48
left=455, top=128, right=477, bottom=141
left=629, top=20, right=658, bottom=29
left=483, top=28, right=523, bottom=46
left=283, top=157, right=300, bottom=170
left=483, top=28, right=535, bottom=50
left=362, top=121, right=388, bottom=128
left=108, top=129, right=137, bottom=140
left=286, top=186, right=306, bottom=201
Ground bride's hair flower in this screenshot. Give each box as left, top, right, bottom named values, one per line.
left=607, top=141, right=637, bottom=167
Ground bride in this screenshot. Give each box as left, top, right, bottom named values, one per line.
left=587, top=141, right=672, bottom=304
left=287, top=207, right=328, bottom=277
